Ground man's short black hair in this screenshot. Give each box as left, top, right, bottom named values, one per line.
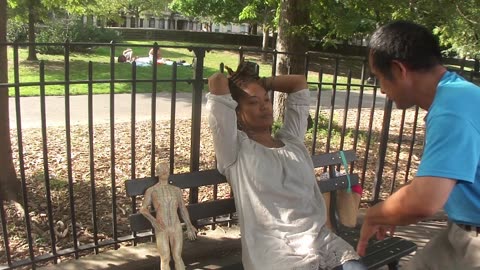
left=368, top=21, right=442, bottom=79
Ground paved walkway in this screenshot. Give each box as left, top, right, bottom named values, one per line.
left=9, top=91, right=388, bottom=128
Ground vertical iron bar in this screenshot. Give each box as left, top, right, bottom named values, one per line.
left=189, top=48, right=206, bottom=204
left=170, top=63, right=177, bottom=174
left=304, top=52, right=310, bottom=78
left=0, top=200, right=11, bottom=267
left=361, top=85, right=378, bottom=190
left=14, top=43, right=36, bottom=267
left=270, top=50, right=277, bottom=102
left=391, top=110, right=406, bottom=194
left=151, top=43, right=159, bottom=177
left=64, top=39, right=79, bottom=259
left=87, top=61, right=99, bottom=253
left=130, top=61, right=138, bottom=245
left=311, top=70, right=323, bottom=155
left=0, top=40, right=13, bottom=260
left=238, top=46, right=244, bottom=64
left=372, top=98, right=393, bottom=204
left=339, top=70, right=352, bottom=150
left=39, top=60, right=57, bottom=260
left=351, top=62, right=366, bottom=174
left=109, top=41, right=118, bottom=248
left=404, top=106, right=420, bottom=184
left=218, top=62, right=233, bottom=226
left=130, top=61, right=137, bottom=179
left=325, top=57, right=339, bottom=153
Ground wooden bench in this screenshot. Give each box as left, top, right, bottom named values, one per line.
left=125, top=150, right=416, bottom=269
left=315, top=150, right=417, bottom=270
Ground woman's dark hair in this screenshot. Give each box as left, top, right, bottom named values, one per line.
left=225, top=61, right=262, bottom=104
left=368, top=21, right=442, bottom=79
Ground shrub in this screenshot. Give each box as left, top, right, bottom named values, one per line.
left=36, top=19, right=123, bottom=55
left=7, top=20, right=28, bottom=42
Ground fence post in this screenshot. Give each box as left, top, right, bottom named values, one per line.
left=372, top=98, right=393, bottom=204
left=189, top=47, right=206, bottom=204
left=239, top=46, right=244, bottom=64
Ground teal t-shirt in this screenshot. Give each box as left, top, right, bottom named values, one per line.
left=417, top=71, right=480, bottom=225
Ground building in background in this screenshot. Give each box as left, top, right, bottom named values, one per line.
left=83, top=12, right=251, bottom=34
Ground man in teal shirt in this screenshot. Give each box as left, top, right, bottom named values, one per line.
left=357, top=21, right=480, bottom=269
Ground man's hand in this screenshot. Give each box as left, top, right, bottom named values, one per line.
left=208, top=72, right=229, bottom=95
left=357, top=220, right=396, bottom=256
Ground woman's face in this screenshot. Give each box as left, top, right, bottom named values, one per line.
left=237, top=83, right=273, bottom=132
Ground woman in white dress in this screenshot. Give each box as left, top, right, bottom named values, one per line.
left=206, top=62, right=366, bottom=270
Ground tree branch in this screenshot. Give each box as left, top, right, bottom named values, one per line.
left=454, top=1, right=478, bottom=25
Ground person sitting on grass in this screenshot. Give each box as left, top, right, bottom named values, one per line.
left=118, top=48, right=136, bottom=63
left=149, top=47, right=162, bottom=60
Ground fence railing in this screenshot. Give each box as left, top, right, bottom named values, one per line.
left=0, top=41, right=479, bottom=269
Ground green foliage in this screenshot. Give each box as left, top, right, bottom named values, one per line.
left=429, top=1, right=480, bottom=57
left=271, top=120, right=283, bottom=135
left=239, top=0, right=277, bottom=28
left=6, top=19, right=28, bottom=42
left=36, top=19, right=122, bottom=54
left=169, top=0, right=243, bottom=24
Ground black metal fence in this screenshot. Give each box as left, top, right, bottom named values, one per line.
left=0, top=41, right=479, bottom=269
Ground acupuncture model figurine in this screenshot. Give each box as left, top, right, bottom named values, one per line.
left=140, top=163, right=197, bottom=270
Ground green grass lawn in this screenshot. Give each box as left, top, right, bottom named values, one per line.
left=7, top=41, right=364, bottom=97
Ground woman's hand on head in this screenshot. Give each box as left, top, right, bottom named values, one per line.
left=208, top=72, right=230, bottom=95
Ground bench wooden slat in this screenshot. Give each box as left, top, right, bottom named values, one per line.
left=317, top=174, right=359, bottom=193
left=311, top=150, right=356, bottom=168
left=338, top=228, right=417, bottom=269
left=125, top=177, right=158, bottom=197
left=361, top=238, right=417, bottom=269
left=126, top=170, right=227, bottom=197
left=169, top=169, right=227, bottom=188
left=187, top=198, right=235, bottom=220
left=129, top=198, right=236, bottom=232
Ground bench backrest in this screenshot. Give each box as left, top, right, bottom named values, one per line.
left=126, top=150, right=358, bottom=233
left=126, top=170, right=233, bottom=232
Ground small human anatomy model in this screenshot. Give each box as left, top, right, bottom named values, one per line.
left=140, top=163, right=197, bottom=270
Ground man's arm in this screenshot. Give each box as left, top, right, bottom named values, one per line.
left=357, top=176, right=456, bottom=256
left=366, top=176, right=456, bottom=225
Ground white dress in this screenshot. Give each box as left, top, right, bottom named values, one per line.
left=206, top=89, right=359, bottom=270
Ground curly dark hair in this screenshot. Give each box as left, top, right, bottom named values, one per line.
left=225, top=61, right=263, bottom=104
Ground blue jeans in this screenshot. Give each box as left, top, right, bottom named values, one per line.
left=333, top=260, right=368, bottom=270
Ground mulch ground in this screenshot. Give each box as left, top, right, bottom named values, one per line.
left=1, top=107, right=426, bottom=268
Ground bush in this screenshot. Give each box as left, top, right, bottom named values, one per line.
left=7, top=20, right=28, bottom=42
left=36, top=19, right=123, bottom=55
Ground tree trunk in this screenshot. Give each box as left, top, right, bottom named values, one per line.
left=27, top=3, right=38, bottom=61
left=251, top=23, right=258, bottom=35
left=0, top=0, right=23, bottom=204
left=135, top=8, right=140, bottom=28
left=261, top=26, right=269, bottom=62
left=273, top=0, right=310, bottom=122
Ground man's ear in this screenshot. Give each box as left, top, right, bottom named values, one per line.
left=391, top=60, right=408, bottom=80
